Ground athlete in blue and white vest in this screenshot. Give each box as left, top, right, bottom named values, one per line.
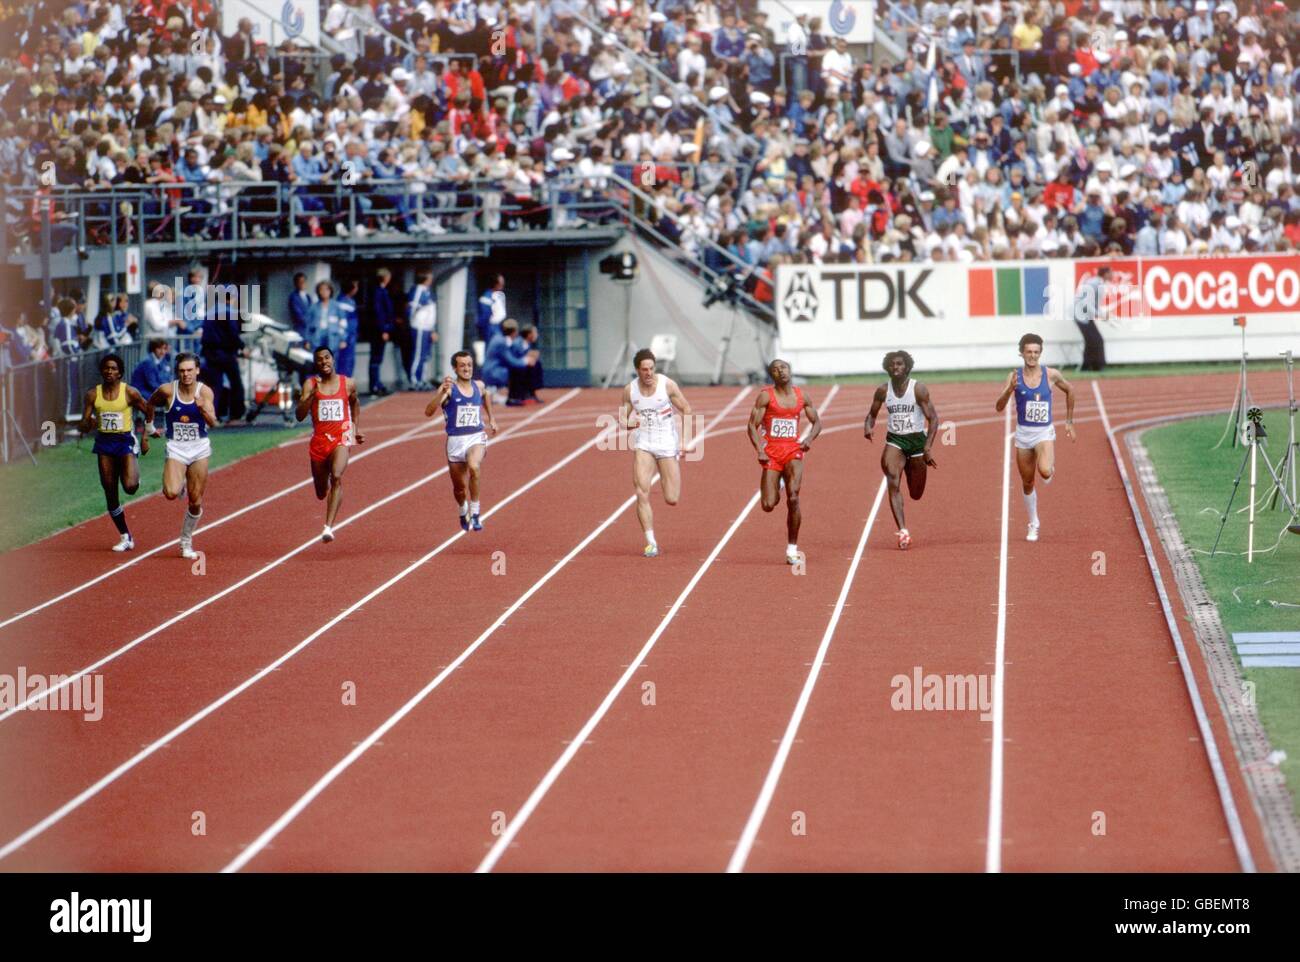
left=995, top=333, right=1076, bottom=543
left=428, top=350, right=498, bottom=532
left=144, top=352, right=217, bottom=560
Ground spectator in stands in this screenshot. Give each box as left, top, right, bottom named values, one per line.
left=131, top=338, right=173, bottom=397
left=50, top=297, right=90, bottom=356
left=308, top=280, right=346, bottom=363
left=142, top=284, right=181, bottom=338
left=95, top=293, right=134, bottom=347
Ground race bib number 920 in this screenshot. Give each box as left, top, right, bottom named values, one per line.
left=769, top=417, right=798, bottom=439
left=318, top=398, right=345, bottom=422
left=1025, top=401, right=1050, bottom=424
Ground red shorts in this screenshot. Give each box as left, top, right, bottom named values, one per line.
left=309, top=428, right=351, bottom=463
left=763, top=442, right=804, bottom=473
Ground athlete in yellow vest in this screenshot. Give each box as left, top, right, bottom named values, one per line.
left=78, top=353, right=154, bottom=551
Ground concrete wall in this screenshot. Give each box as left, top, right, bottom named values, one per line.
left=587, top=235, right=776, bottom=386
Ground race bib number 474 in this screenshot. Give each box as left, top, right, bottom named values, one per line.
left=1025, top=401, right=1050, bottom=424
left=769, top=417, right=799, bottom=439
left=456, top=405, right=481, bottom=428
left=317, top=398, right=345, bottom=422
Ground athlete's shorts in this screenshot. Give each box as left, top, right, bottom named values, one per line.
left=763, top=441, right=804, bottom=473
left=166, top=437, right=211, bottom=466
left=885, top=431, right=928, bottom=458
left=309, top=428, right=352, bottom=463
left=93, top=431, right=138, bottom=458
left=446, top=431, right=488, bottom=463
left=1015, top=423, right=1057, bottom=450
left=633, top=439, right=680, bottom=462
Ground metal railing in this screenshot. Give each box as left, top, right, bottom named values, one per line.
left=1, top=335, right=202, bottom=464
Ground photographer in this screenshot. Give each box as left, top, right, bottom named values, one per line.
left=1072, top=266, right=1110, bottom=372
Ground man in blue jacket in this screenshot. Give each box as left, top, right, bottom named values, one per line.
left=288, top=272, right=314, bottom=346
left=482, top=318, right=535, bottom=405
left=335, top=278, right=361, bottom=378
left=131, top=338, right=173, bottom=396
left=510, top=323, right=544, bottom=404
left=368, top=267, right=399, bottom=395
left=476, top=273, right=507, bottom=349
left=201, top=296, right=248, bottom=423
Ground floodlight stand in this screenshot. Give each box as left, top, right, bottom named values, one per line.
left=1265, top=350, right=1297, bottom=512
left=601, top=280, right=635, bottom=389
left=1215, top=319, right=1253, bottom=450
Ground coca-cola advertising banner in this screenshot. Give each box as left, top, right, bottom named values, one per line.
left=776, top=257, right=1300, bottom=375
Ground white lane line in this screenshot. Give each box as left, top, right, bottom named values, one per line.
left=726, top=473, right=887, bottom=873
left=0, top=395, right=578, bottom=722
left=222, top=386, right=754, bottom=873
left=985, top=405, right=1013, bottom=874
left=1092, top=381, right=1256, bottom=873
left=0, top=391, right=590, bottom=631
left=0, top=411, right=613, bottom=864
left=476, top=385, right=840, bottom=873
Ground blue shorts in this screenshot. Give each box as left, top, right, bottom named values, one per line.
left=93, top=432, right=138, bottom=458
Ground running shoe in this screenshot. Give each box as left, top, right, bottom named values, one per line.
left=180, top=538, right=198, bottom=560
left=897, top=529, right=912, bottom=550
left=459, top=513, right=471, bottom=532
left=1026, top=523, right=1039, bottom=543
left=643, top=543, right=659, bottom=558
left=471, top=513, right=483, bottom=532
left=786, top=550, right=803, bottom=565
left=322, top=526, right=335, bottom=543
left=111, top=534, right=134, bottom=552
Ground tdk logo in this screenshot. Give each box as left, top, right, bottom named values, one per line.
left=821, top=269, right=935, bottom=320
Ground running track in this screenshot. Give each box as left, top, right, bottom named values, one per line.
left=0, top=372, right=1289, bottom=871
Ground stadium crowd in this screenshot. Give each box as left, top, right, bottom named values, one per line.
left=3, top=0, right=1300, bottom=340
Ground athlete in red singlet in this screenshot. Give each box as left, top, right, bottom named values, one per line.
left=747, top=358, right=823, bottom=565
left=295, top=346, right=365, bottom=542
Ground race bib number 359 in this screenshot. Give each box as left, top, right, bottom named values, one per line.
left=172, top=422, right=200, bottom=442
left=456, top=405, right=481, bottom=428
left=769, top=417, right=798, bottom=439
left=317, top=399, right=345, bottom=422
left=1025, top=401, right=1050, bottom=424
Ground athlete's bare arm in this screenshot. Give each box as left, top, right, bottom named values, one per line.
left=747, top=390, right=770, bottom=461
left=1048, top=366, right=1077, bottom=440
left=78, top=387, right=97, bottom=434
left=348, top=377, right=365, bottom=443
left=916, top=381, right=940, bottom=467
left=127, top=385, right=152, bottom=455
left=665, top=378, right=691, bottom=416
left=801, top=399, right=822, bottom=451
left=197, top=384, right=219, bottom=428
left=864, top=385, right=887, bottom=440
left=145, top=383, right=172, bottom=437
left=427, top=376, right=453, bottom=417
left=477, top=379, right=499, bottom=436
left=995, top=370, right=1017, bottom=412
left=294, top=377, right=317, bottom=422
left=620, top=382, right=639, bottom=430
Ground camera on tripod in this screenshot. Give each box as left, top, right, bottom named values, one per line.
left=703, top=273, right=741, bottom=309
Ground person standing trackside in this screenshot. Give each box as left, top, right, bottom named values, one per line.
left=288, top=272, right=314, bottom=348
left=407, top=269, right=438, bottom=390
left=200, top=295, right=248, bottom=424
left=335, top=278, right=360, bottom=378
left=1073, top=265, right=1110, bottom=372
left=368, top=267, right=398, bottom=396
left=475, top=273, right=507, bottom=362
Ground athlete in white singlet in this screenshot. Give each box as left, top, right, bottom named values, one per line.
left=865, top=351, right=939, bottom=550
left=620, top=348, right=692, bottom=558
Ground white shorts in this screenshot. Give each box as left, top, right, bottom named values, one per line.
left=446, top=431, right=487, bottom=463
left=165, top=437, right=212, bottom=466
left=634, top=438, right=680, bottom=461
left=1015, top=423, right=1056, bottom=450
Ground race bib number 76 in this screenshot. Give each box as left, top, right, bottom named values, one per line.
left=99, top=411, right=124, bottom=431
left=769, top=417, right=798, bottom=439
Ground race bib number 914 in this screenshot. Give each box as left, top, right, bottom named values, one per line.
left=1025, top=401, right=1050, bottom=424
left=769, top=417, right=798, bottom=439
left=318, top=398, right=345, bottom=422
left=456, top=405, right=481, bottom=428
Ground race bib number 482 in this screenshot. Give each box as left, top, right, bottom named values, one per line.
left=769, top=417, right=798, bottom=439
left=456, top=405, right=481, bottom=429
left=1025, top=400, right=1050, bottom=424
left=317, top=398, right=345, bottom=422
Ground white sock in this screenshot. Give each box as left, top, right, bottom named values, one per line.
left=181, top=506, right=202, bottom=539
left=469, top=501, right=480, bottom=516
left=459, top=501, right=469, bottom=517
left=1023, top=490, right=1039, bottom=526
left=787, top=543, right=798, bottom=555
left=645, top=529, right=656, bottom=546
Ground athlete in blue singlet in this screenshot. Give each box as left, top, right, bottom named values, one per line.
left=145, top=352, right=218, bottom=560
left=995, top=332, right=1076, bottom=542
left=427, top=350, right=498, bottom=531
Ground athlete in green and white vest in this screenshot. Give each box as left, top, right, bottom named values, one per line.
left=864, top=350, right=940, bottom=550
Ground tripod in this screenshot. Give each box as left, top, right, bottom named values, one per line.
left=1210, top=409, right=1300, bottom=562
left=1214, top=317, right=1253, bottom=449
left=1264, top=350, right=1298, bottom=512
